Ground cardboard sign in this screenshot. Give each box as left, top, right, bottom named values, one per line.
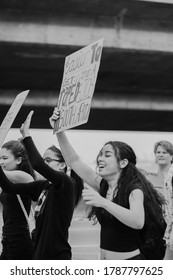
left=0, top=90, right=29, bottom=147
left=54, top=39, right=104, bottom=133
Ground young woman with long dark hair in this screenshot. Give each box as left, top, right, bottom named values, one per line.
left=49, top=107, right=166, bottom=260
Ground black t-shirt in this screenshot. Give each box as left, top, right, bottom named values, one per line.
left=97, top=180, right=143, bottom=252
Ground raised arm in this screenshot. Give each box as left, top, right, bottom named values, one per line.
left=49, top=108, right=101, bottom=190
left=20, top=111, right=64, bottom=185
left=20, top=111, right=46, bottom=170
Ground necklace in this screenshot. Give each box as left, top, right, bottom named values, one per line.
left=106, top=186, right=118, bottom=199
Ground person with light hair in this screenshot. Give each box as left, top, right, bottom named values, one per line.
left=143, top=140, right=173, bottom=259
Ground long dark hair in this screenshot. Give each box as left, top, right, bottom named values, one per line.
left=48, top=145, right=83, bottom=206
left=2, top=139, right=35, bottom=179
left=88, top=141, right=165, bottom=228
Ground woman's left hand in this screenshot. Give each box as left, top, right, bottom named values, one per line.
left=49, top=107, right=60, bottom=128
left=82, top=185, right=105, bottom=207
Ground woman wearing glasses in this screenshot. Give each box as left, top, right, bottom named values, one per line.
left=0, top=111, right=83, bottom=260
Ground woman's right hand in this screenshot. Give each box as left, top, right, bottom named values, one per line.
left=49, top=107, right=60, bottom=128
left=20, top=110, right=34, bottom=138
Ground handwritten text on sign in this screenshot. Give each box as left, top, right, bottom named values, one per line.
left=0, top=90, right=29, bottom=147
left=54, top=39, right=103, bottom=133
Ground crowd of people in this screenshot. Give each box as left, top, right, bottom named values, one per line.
left=0, top=107, right=173, bottom=260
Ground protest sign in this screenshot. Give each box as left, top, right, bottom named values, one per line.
left=0, top=90, right=29, bottom=147
left=54, top=38, right=104, bottom=133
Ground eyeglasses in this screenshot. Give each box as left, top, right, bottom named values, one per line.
left=43, top=157, right=61, bottom=164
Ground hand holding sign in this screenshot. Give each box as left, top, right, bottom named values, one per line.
left=20, top=110, right=34, bottom=138
left=49, top=107, right=60, bottom=129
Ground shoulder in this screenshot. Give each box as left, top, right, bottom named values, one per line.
left=129, top=184, right=144, bottom=198
left=128, top=182, right=144, bottom=193
left=129, top=187, right=144, bottom=205
left=130, top=188, right=144, bottom=198
left=139, top=169, right=158, bottom=182
left=139, top=168, right=157, bottom=177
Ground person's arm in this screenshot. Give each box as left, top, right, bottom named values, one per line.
left=20, top=111, right=64, bottom=186
left=82, top=185, right=145, bottom=229
left=0, top=166, right=45, bottom=201
left=23, top=136, right=65, bottom=184
left=4, top=170, right=34, bottom=183
left=49, top=108, right=101, bottom=190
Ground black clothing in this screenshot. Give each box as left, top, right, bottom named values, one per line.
left=0, top=232, right=33, bottom=260
left=97, top=182, right=143, bottom=252
left=0, top=136, right=78, bottom=260
left=0, top=191, right=33, bottom=259
left=0, top=192, right=31, bottom=236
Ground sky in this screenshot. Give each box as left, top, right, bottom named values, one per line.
left=4, top=128, right=173, bottom=172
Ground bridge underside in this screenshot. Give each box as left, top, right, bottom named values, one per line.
left=1, top=0, right=173, bottom=131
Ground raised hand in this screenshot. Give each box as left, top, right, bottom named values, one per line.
left=20, top=110, right=34, bottom=138
left=49, top=107, right=60, bottom=128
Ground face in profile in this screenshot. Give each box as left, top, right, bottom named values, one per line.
left=0, top=148, right=22, bottom=171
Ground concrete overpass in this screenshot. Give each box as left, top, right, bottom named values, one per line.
left=1, top=0, right=173, bottom=131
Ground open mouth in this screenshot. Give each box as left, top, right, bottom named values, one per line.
left=98, top=164, right=105, bottom=170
